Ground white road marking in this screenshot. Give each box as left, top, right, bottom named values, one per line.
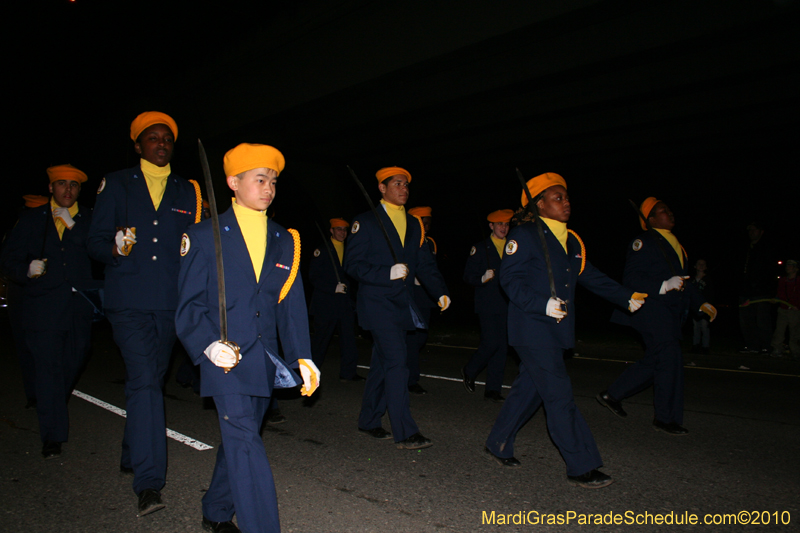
left=71, top=390, right=214, bottom=451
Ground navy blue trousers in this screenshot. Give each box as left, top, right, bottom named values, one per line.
left=26, top=302, right=92, bottom=443
left=203, top=394, right=280, bottom=533
left=406, top=305, right=432, bottom=387
left=464, top=311, right=508, bottom=393
left=486, top=345, right=602, bottom=476
left=608, top=329, right=685, bottom=425
left=311, top=306, right=359, bottom=379
left=359, top=328, right=419, bottom=442
left=107, top=309, right=175, bottom=495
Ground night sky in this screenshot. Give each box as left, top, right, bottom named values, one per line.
left=7, top=0, right=799, bottom=317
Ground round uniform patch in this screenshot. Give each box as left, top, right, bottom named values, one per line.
left=632, top=239, right=643, bottom=251
left=97, top=177, right=106, bottom=194
left=313, top=248, right=320, bottom=257
left=470, top=246, right=476, bottom=256
left=180, top=234, right=191, bottom=256
left=505, top=240, right=518, bottom=256
left=351, top=221, right=360, bottom=234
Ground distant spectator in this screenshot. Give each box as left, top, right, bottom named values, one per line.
left=770, top=260, right=799, bottom=359
left=738, top=222, right=777, bottom=354
left=690, top=259, right=712, bottom=354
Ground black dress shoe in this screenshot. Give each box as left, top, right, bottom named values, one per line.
left=359, top=426, right=392, bottom=439
left=596, top=391, right=627, bottom=418
left=202, top=516, right=241, bottom=532
left=137, top=489, right=165, bottom=516
left=461, top=366, right=475, bottom=393
left=396, top=432, right=432, bottom=450
left=653, top=419, right=689, bottom=435
left=484, top=446, right=521, bottom=467
left=484, top=390, right=505, bottom=403
left=340, top=374, right=366, bottom=382
left=41, top=441, right=61, bottom=459
left=567, top=469, right=613, bottom=488
left=120, top=465, right=134, bottom=476
left=408, top=383, right=427, bottom=395
left=25, top=399, right=37, bottom=409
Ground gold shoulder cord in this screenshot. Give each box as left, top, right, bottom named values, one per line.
left=188, top=179, right=202, bottom=224
left=415, top=215, right=425, bottom=247
left=567, top=229, right=586, bottom=275
left=278, top=228, right=301, bottom=303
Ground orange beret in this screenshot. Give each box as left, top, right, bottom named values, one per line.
left=408, top=206, right=431, bottom=218
left=376, top=166, right=412, bottom=183
left=521, top=172, right=566, bottom=207
left=47, top=164, right=88, bottom=184
left=329, top=218, right=349, bottom=229
left=130, top=111, right=178, bottom=142
left=639, top=197, right=660, bottom=230
left=487, top=209, right=514, bottom=223
left=23, top=194, right=49, bottom=208
left=224, top=143, right=285, bottom=177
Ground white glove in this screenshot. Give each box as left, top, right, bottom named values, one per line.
left=628, top=292, right=648, bottom=312
left=390, top=263, right=409, bottom=280
left=204, top=341, right=241, bottom=369
left=28, top=259, right=46, bottom=278
left=414, top=277, right=421, bottom=286
left=546, top=298, right=567, bottom=322
left=52, top=207, right=75, bottom=229
left=115, top=228, right=137, bottom=256
left=438, top=295, right=451, bottom=311
left=298, top=359, right=321, bottom=396
left=481, top=269, right=495, bottom=283
left=335, top=282, right=347, bottom=294
left=660, top=275, right=689, bottom=294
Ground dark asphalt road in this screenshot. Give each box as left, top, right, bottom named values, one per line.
left=2, top=320, right=798, bottom=533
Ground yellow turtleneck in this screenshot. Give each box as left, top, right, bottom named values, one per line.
left=654, top=228, right=684, bottom=268
left=541, top=217, right=568, bottom=253
left=140, top=158, right=170, bottom=210
left=50, top=197, right=79, bottom=240
left=232, top=198, right=268, bottom=282
left=381, top=199, right=406, bottom=245
left=490, top=235, right=506, bottom=258
left=331, top=237, right=344, bottom=264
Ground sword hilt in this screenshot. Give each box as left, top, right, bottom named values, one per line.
left=219, top=340, right=241, bottom=374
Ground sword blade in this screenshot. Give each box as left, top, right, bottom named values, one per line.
left=347, top=165, right=400, bottom=264
left=198, top=139, right=228, bottom=342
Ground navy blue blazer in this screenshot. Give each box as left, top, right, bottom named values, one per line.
left=87, top=165, right=198, bottom=311
left=175, top=208, right=310, bottom=398
left=612, top=230, right=704, bottom=339
left=308, top=239, right=353, bottom=317
left=464, top=237, right=508, bottom=314
left=344, top=207, right=448, bottom=331
left=501, top=222, right=631, bottom=349
left=1, top=204, right=96, bottom=329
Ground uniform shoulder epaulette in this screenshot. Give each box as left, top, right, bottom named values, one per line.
left=567, top=229, right=586, bottom=275
left=188, top=179, right=202, bottom=224
left=278, top=229, right=301, bottom=303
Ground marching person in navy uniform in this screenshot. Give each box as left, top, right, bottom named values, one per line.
left=484, top=173, right=647, bottom=489
left=405, top=206, right=441, bottom=395
left=345, top=167, right=450, bottom=449
left=461, top=209, right=514, bottom=403
left=597, top=197, right=717, bottom=435
left=1, top=165, right=96, bottom=459
left=4, top=194, right=51, bottom=410
left=308, top=218, right=362, bottom=381
left=176, top=143, right=319, bottom=533
left=87, top=112, right=201, bottom=516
